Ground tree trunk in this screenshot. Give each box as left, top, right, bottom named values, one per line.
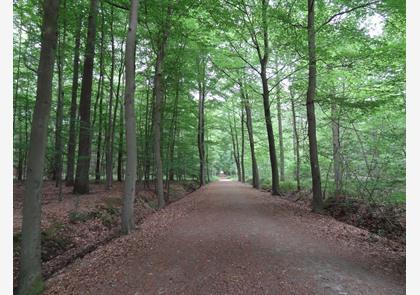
left=240, top=106, right=245, bottom=182
left=54, top=0, right=67, bottom=201
left=65, top=14, right=82, bottom=186
left=121, top=0, right=139, bottom=235
left=261, top=70, right=279, bottom=194
left=152, top=5, right=172, bottom=209
left=143, top=79, right=151, bottom=187
left=166, top=74, right=181, bottom=193
left=117, top=95, right=124, bottom=182
left=331, top=99, right=342, bottom=196
left=197, top=55, right=206, bottom=187
left=94, top=9, right=105, bottom=183
left=291, top=94, right=301, bottom=191
left=229, top=114, right=241, bottom=181
left=74, top=0, right=99, bottom=194
left=14, top=26, right=23, bottom=134
left=260, top=0, right=279, bottom=195
left=276, top=84, right=285, bottom=182
left=242, top=84, right=260, bottom=189
left=17, top=1, right=59, bottom=293
left=306, top=0, right=323, bottom=211
left=105, top=7, right=115, bottom=190
left=112, top=41, right=125, bottom=183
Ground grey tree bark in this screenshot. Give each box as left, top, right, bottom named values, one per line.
left=306, top=0, right=323, bottom=211
left=197, top=55, right=206, bottom=186
left=74, top=0, right=99, bottom=194
left=241, top=83, right=260, bottom=189
left=105, top=7, right=115, bottom=190
left=94, top=9, right=105, bottom=183
left=276, top=83, right=285, bottom=182
left=17, top=1, right=59, bottom=293
left=121, top=0, right=139, bottom=235
left=259, top=0, right=280, bottom=195
left=53, top=0, right=67, bottom=201
left=65, top=14, right=82, bottom=186
left=331, top=98, right=342, bottom=196
left=240, top=106, right=245, bottom=182
left=290, top=93, right=301, bottom=191
left=152, top=5, right=172, bottom=209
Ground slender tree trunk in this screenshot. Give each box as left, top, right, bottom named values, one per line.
left=233, top=111, right=241, bottom=181
left=197, top=55, right=206, bottom=186
left=306, top=0, right=323, bottom=211
left=54, top=0, right=67, bottom=201
left=105, top=7, right=115, bottom=189
left=291, top=94, right=301, bottom=191
left=117, top=95, right=124, bottom=182
left=259, top=0, right=279, bottom=195
left=14, top=24, right=23, bottom=137
left=95, top=10, right=105, bottom=183
left=143, top=79, right=151, bottom=187
left=112, top=42, right=125, bottom=182
left=331, top=98, right=341, bottom=196
left=166, top=75, right=181, bottom=193
left=276, top=84, right=285, bottom=182
left=229, top=114, right=241, bottom=181
left=17, top=1, right=59, bottom=293
left=242, top=85, right=260, bottom=189
left=74, top=0, right=99, bottom=194
left=65, top=14, right=82, bottom=186
left=121, top=0, right=139, bottom=234
left=240, top=106, right=245, bottom=182
left=17, top=81, right=30, bottom=181
left=153, top=5, right=172, bottom=209
left=261, top=69, right=279, bottom=194
left=206, top=131, right=210, bottom=182
left=23, top=86, right=30, bottom=180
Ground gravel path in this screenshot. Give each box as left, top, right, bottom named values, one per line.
left=45, top=180, right=405, bottom=295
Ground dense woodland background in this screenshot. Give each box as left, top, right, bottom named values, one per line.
left=13, top=0, right=405, bottom=201
left=12, top=0, right=405, bottom=294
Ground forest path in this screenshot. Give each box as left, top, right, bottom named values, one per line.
left=45, top=180, right=405, bottom=295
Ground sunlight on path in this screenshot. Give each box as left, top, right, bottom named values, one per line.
left=218, top=172, right=232, bottom=182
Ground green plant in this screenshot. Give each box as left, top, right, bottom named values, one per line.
left=69, top=210, right=91, bottom=223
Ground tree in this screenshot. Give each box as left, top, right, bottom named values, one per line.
left=306, top=0, right=323, bottom=211
left=152, top=4, right=172, bottom=209
left=241, top=81, right=260, bottom=189
left=65, top=12, right=82, bottom=186
left=121, top=0, right=139, bottom=235
left=74, top=0, right=99, bottom=194
left=53, top=0, right=67, bottom=200
left=17, top=1, right=60, bottom=293
left=197, top=54, right=206, bottom=186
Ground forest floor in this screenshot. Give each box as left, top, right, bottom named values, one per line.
left=13, top=180, right=199, bottom=289
left=41, top=179, right=405, bottom=295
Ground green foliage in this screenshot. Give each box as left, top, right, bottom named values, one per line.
left=13, top=0, right=405, bottom=205
left=68, top=211, right=91, bottom=224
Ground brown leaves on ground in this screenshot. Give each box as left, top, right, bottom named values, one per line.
left=12, top=180, right=198, bottom=289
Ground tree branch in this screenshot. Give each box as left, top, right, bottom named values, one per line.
left=317, top=0, right=380, bottom=31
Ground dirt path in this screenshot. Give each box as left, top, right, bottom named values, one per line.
left=45, top=180, right=405, bottom=295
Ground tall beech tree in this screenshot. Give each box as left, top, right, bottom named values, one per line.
left=121, top=0, right=139, bottom=234
left=152, top=3, right=172, bottom=209
left=74, top=0, right=99, bottom=194
left=306, top=0, right=323, bottom=211
left=65, top=13, right=82, bottom=186
left=197, top=54, right=206, bottom=186
left=17, top=0, right=60, bottom=293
